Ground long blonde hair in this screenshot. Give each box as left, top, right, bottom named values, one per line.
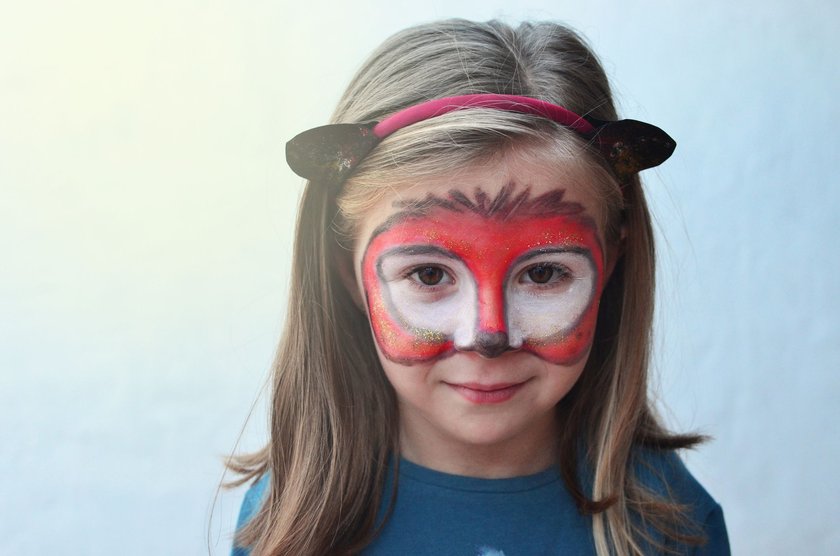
left=229, top=19, right=704, bottom=556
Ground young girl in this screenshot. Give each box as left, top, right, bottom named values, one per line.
left=228, top=19, right=729, bottom=556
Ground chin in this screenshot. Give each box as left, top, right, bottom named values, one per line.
left=448, top=405, right=556, bottom=448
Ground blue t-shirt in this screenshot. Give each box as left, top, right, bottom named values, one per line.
left=231, top=451, right=729, bottom=555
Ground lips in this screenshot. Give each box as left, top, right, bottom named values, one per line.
left=445, top=380, right=529, bottom=404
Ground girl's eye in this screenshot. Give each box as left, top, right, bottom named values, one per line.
left=527, top=264, right=554, bottom=284
left=412, top=266, right=446, bottom=286
left=521, top=263, right=570, bottom=285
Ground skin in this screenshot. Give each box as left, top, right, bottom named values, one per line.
left=352, top=150, right=615, bottom=478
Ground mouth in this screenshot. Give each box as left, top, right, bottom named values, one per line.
left=444, top=380, right=530, bottom=404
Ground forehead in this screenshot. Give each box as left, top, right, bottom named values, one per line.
left=354, top=151, right=605, bottom=252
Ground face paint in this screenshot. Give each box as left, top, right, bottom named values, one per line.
left=361, top=187, right=606, bottom=366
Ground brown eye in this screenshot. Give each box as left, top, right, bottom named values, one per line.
left=526, top=265, right=554, bottom=284
left=415, top=266, right=445, bottom=285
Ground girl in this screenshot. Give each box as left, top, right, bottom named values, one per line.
left=228, top=19, right=729, bottom=556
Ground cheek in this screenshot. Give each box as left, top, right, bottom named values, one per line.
left=518, top=297, right=600, bottom=365
left=542, top=356, right=591, bottom=407
left=377, top=350, right=431, bottom=402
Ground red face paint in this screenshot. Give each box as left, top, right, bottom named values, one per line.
left=361, top=192, right=605, bottom=366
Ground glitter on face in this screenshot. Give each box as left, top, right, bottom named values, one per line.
left=361, top=188, right=605, bottom=366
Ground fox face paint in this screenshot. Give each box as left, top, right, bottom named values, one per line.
left=361, top=185, right=606, bottom=366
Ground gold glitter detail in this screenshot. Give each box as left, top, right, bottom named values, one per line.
left=369, top=289, right=446, bottom=349
left=370, top=293, right=400, bottom=345
left=528, top=331, right=567, bottom=347
left=411, top=327, right=446, bottom=344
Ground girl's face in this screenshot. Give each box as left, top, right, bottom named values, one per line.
left=352, top=149, right=611, bottom=472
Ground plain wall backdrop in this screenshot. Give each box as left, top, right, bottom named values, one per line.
left=2, top=0, right=838, bottom=554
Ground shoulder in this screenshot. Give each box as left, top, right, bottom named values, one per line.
left=632, top=448, right=716, bottom=512
left=231, top=474, right=270, bottom=556
left=631, top=447, right=731, bottom=555
left=236, top=473, right=270, bottom=528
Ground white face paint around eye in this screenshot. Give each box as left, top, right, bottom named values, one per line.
left=506, top=248, right=597, bottom=348
left=376, top=246, right=479, bottom=345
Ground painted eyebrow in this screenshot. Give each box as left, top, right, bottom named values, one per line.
left=391, top=183, right=586, bottom=220
left=366, top=184, right=587, bottom=244
left=510, top=246, right=593, bottom=266
left=376, top=244, right=460, bottom=261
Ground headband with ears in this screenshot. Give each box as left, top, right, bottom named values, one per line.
left=285, top=94, right=676, bottom=188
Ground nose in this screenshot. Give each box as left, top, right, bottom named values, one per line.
left=472, top=331, right=510, bottom=358
left=477, top=282, right=506, bottom=335
left=461, top=283, right=512, bottom=358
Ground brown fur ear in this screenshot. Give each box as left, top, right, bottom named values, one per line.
left=286, top=122, right=380, bottom=187
left=584, top=118, right=676, bottom=182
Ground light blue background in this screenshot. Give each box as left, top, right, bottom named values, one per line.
left=2, top=1, right=838, bottom=554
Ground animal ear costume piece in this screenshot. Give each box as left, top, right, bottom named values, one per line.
left=583, top=117, right=676, bottom=183
left=285, top=94, right=675, bottom=188
left=286, top=122, right=379, bottom=185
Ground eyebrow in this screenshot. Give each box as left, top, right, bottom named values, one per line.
left=394, top=182, right=584, bottom=219
left=368, top=183, right=587, bottom=242
left=376, top=244, right=460, bottom=260
left=511, top=246, right=593, bottom=264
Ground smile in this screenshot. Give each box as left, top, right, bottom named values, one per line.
left=444, top=380, right=530, bottom=404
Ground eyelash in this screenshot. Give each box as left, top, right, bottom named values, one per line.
left=519, top=262, right=573, bottom=286
left=400, top=262, right=573, bottom=289
left=404, top=264, right=454, bottom=288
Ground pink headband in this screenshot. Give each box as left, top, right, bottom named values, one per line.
left=286, top=93, right=675, bottom=187
left=373, top=94, right=595, bottom=137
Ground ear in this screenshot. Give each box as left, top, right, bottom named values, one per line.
left=584, top=118, right=677, bottom=182
left=286, top=122, right=380, bottom=186
left=335, top=249, right=367, bottom=313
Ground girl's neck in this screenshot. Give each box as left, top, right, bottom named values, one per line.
left=397, top=414, right=559, bottom=479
